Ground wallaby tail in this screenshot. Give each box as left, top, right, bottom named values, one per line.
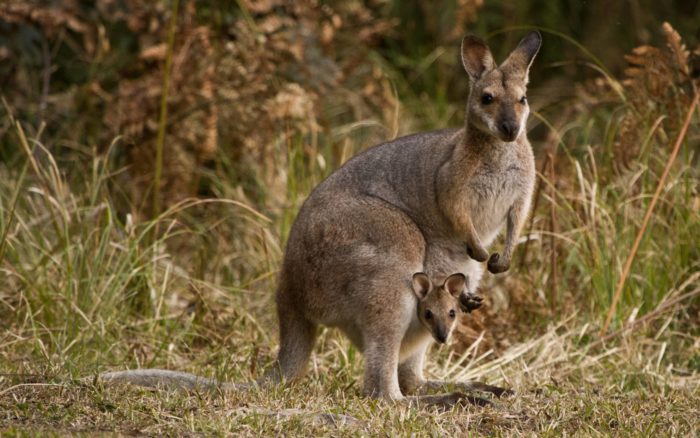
left=265, top=275, right=319, bottom=384
left=90, top=369, right=249, bottom=392
left=91, top=271, right=316, bottom=392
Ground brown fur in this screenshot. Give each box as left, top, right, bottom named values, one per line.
left=270, top=31, right=540, bottom=403
left=93, top=32, right=540, bottom=408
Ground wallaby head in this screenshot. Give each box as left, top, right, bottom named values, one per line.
left=461, top=31, right=541, bottom=142
left=411, top=273, right=466, bottom=344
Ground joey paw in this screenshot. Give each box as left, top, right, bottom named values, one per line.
left=487, top=253, right=510, bottom=274
left=466, top=244, right=489, bottom=262
left=459, top=292, right=483, bottom=313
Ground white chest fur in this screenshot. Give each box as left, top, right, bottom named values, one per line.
left=468, top=161, right=525, bottom=242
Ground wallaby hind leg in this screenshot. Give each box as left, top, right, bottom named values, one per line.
left=363, top=338, right=403, bottom=400
left=398, top=345, right=507, bottom=402
left=401, top=355, right=511, bottom=398
left=397, top=353, right=497, bottom=407
left=265, top=302, right=318, bottom=384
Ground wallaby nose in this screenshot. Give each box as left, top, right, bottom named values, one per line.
left=435, top=331, right=448, bottom=344
left=500, top=121, right=518, bottom=140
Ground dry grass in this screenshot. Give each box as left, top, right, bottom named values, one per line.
left=0, top=322, right=697, bottom=436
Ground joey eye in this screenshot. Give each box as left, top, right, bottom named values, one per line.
left=520, top=96, right=527, bottom=104
left=424, top=310, right=433, bottom=320
left=481, top=93, right=493, bottom=105
left=449, top=309, right=456, bottom=319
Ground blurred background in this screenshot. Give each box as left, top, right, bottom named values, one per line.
left=0, top=0, right=698, bottom=403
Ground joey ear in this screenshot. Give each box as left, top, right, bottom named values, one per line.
left=412, top=272, right=431, bottom=300
left=501, top=31, right=541, bottom=80
left=461, top=35, right=495, bottom=81
left=443, top=273, right=467, bottom=298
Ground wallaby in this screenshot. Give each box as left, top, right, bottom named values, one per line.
left=267, top=31, right=539, bottom=400
left=95, top=31, right=539, bottom=407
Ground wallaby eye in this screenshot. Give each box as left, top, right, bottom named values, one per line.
left=449, top=309, right=456, bottom=319
left=520, top=96, right=527, bottom=104
left=424, top=310, right=433, bottom=320
left=481, top=93, right=493, bottom=105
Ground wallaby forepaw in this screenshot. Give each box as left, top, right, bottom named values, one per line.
left=487, top=253, right=510, bottom=274
left=459, top=292, right=483, bottom=313
left=466, top=243, right=489, bottom=262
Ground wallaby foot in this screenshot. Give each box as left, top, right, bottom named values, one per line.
left=466, top=243, right=489, bottom=262
left=405, top=392, right=491, bottom=408
left=363, top=337, right=404, bottom=400
left=422, top=380, right=513, bottom=398
left=398, top=364, right=511, bottom=399
left=487, top=253, right=510, bottom=274
left=458, top=291, right=483, bottom=313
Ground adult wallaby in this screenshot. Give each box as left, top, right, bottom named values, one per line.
left=96, top=31, right=540, bottom=406
left=269, top=31, right=540, bottom=400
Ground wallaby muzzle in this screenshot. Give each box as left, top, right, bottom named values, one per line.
left=434, top=327, right=448, bottom=344
left=499, top=120, right=519, bottom=141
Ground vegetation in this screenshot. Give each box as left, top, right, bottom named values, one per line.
left=0, top=0, right=698, bottom=435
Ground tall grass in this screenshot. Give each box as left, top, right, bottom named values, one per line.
left=2, top=123, right=161, bottom=367
left=0, top=117, right=277, bottom=382
left=530, top=88, right=700, bottom=329
left=153, top=0, right=180, bottom=220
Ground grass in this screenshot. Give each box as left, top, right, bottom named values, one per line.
left=1, top=18, right=699, bottom=436
left=0, top=327, right=697, bottom=435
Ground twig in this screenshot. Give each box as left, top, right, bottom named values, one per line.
left=40, top=38, right=51, bottom=125
left=548, top=151, right=558, bottom=309
left=153, top=0, right=180, bottom=219
left=600, top=85, right=700, bottom=335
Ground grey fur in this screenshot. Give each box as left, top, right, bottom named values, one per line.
left=268, top=31, right=540, bottom=402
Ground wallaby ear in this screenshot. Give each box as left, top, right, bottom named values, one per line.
left=443, top=273, right=467, bottom=298
left=461, top=35, right=495, bottom=81
left=412, top=272, right=432, bottom=300
left=501, top=31, right=541, bottom=80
